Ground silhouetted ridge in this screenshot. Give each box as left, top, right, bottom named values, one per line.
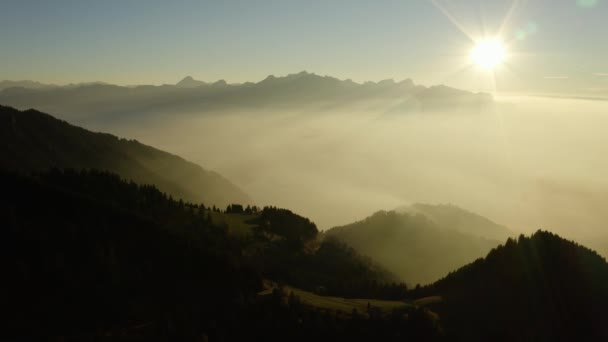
left=176, top=75, right=207, bottom=88
left=0, top=105, right=251, bottom=206
left=419, top=231, right=608, bottom=340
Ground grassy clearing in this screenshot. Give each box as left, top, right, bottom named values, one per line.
left=413, top=296, right=442, bottom=306
left=210, top=211, right=257, bottom=236
left=286, top=286, right=412, bottom=314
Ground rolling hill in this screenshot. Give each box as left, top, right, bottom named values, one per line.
left=0, top=105, right=251, bottom=207
left=399, top=203, right=513, bottom=241
left=326, top=208, right=506, bottom=285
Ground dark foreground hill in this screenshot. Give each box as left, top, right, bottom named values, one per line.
left=417, top=231, right=608, bottom=341
left=0, top=170, right=260, bottom=340
left=0, top=170, right=433, bottom=341
left=0, top=105, right=250, bottom=207
left=3, top=169, right=606, bottom=340
left=326, top=209, right=502, bottom=285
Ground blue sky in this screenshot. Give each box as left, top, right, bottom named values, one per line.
left=1, top=0, right=606, bottom=93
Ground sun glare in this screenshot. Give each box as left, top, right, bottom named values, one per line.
left=470, top=39, right=506, bottom=70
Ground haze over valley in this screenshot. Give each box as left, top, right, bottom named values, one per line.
left=4, top=74, right=608, bottom=256
left=3, top=0, right=608, bottom=340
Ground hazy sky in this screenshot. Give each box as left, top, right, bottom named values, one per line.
left=1, top=0, right=607, bottom=93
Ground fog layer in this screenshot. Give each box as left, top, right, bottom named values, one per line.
left=62, top=95, right=608, bottom=254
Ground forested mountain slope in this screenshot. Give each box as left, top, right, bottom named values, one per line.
left=0, top=105, right=250, bottom=207
left=418, top=231, right=608, bottom=341
left=326, top=210, right=502, bottom=285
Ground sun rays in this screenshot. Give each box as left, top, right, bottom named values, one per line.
left=430, top=0, right=523, bottom=93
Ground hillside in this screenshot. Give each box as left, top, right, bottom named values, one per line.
left=0, top=170, right=420, bottom=340
left=400, top=203, right=513, bottom=241
left=0, top=170, right=261, bottom=340
left=420, top=231, right=608, bottom=340
left=0, top=105, right=250, bottom=207
left=326, top=210, right=502, bottom=285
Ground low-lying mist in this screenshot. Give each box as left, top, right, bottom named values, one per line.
left=72, top=95, right=608, bottom=254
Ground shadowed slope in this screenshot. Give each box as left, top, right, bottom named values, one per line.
left=0, top=105, right=251, bottom=207
left=420, top=231, right=608, bottom=341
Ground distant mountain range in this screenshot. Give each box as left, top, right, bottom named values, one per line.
left=0, top=80, right=112, bottom=91
left=0, top=72, right=493, bottom=121
left=326, top=204, right=512, bottom=285
left=0, top=80, right=59, bottom=91
left=0, top=105, right=250, bottom=207
left=175, top=75, right=208, bottom=88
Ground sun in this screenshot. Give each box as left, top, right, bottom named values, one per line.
left=470, top=39, right=506, bottom=70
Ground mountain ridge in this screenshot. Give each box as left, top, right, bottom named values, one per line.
left=398, top=203, right=513, bottom=241
left=0, top=105, right=251, bottom=207
left=0, top=71, right=493, bottom=121
left=1, top=72, right=437, bottom=89
left=176, top=75, right=208, bottom=88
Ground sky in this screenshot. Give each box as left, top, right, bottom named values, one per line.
left=1, top=0, right=607, bottom=93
